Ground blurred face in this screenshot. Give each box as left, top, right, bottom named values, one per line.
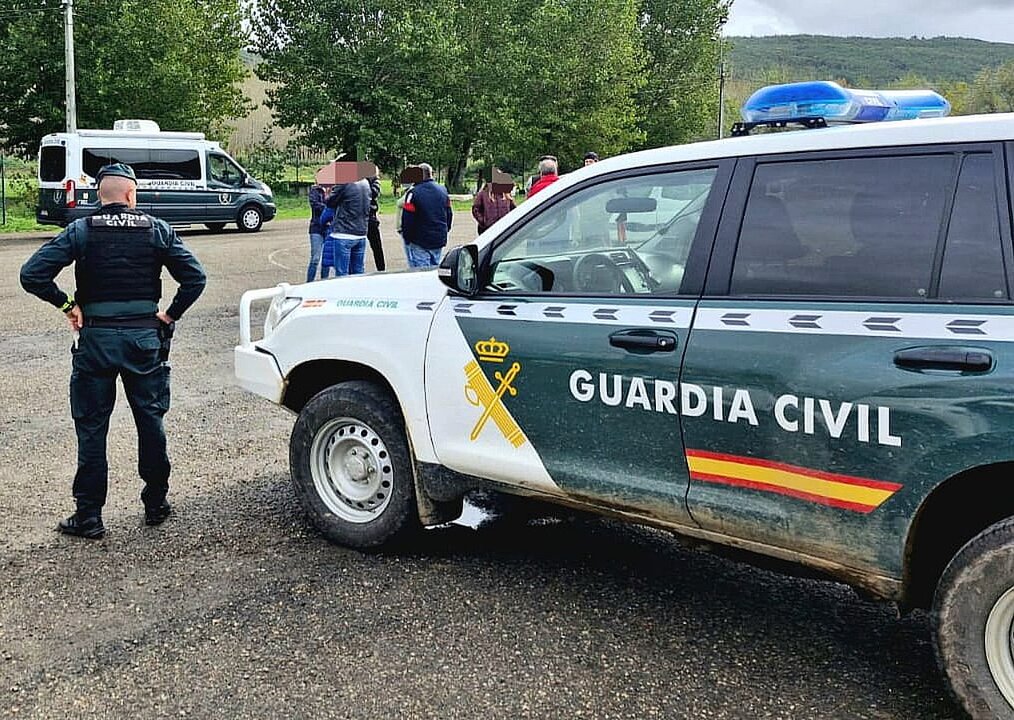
left=584, top=157, right=597, bottom=167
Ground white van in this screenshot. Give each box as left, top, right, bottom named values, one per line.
left=36, top=119, right=276, bottom=232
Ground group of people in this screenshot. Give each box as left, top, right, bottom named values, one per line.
left=15, top=150, right=602, bottom=539
left=305, top=151, right=600, bottom=282
left=306, top=162, right=452, bottom=282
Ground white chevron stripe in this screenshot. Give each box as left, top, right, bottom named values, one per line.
left=694, top=307, right=1014, bottom=341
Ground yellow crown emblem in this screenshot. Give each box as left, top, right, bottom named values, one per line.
left=475, top=336, right=510, bottom=363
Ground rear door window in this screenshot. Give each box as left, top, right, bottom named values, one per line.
left=938, top=153, right=1009, bottom=300
left=730, top=154, right=955, bottom=298
left=39, top=146, right=66, bottom=182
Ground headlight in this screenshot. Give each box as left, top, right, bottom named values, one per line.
left=264, top=294, right=301, bottom=336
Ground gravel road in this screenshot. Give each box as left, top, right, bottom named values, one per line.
left=0, top=217, right=960, bottom=719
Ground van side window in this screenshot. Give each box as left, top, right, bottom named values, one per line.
left=82, top=148, right=147, bottom=178
left=938, top=154, right=1009, bottom=300
left=144, top=150, right=201, bottom=180
left=730, top=155, right=954, bottom=298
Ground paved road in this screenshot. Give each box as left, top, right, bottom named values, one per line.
left=0, top=219, right=960, bottom=719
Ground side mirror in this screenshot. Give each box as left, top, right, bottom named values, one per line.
left=438, top=245, right=479, bottom=296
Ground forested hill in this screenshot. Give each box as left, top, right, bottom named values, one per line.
left=727, top=35, right=1014, bottom=85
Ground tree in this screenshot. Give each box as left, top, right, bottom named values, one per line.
left=248, top=0, right=646, bottom=188
left=0, top=0, right=249, bottom=156
left=966, top=60, right=1014, bottom=114
left=635, top=0, right=730, bottom=148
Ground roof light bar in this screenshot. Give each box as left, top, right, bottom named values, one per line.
left=740, top=81, right=951, bottom=127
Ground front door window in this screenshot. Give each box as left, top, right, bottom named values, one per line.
left=208, top=154, right=244, bottom=188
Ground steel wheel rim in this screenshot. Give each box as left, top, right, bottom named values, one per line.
left=985, top=584, right=1014, bottom=708
left=241, top=208, right=260, bottom=229
left=310, top=417, right=394, bottom=523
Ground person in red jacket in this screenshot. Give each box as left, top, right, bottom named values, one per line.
left=527, top=156, right=559, bottom=198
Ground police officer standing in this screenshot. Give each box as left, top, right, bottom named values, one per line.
left=20, top=163, right=207, bottom=539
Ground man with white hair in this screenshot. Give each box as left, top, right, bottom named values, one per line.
left=20, top=163, right=206, bottom=539
left=400, top=162, right=453, bottom=267
left=527, top=155, right=560, bottom=198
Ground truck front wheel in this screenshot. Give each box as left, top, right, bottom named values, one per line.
left=289, top=381, right=419, bottom=549
left=934, top=517, right=1014, bottom=720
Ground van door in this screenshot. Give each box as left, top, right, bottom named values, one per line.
left=424, top=163, right=730, bottom=522
left=206, top=152, right=248, bottom=223
left=681, top=145, right=1014, bottom=581
left=143, top=149, right=205, bottom=223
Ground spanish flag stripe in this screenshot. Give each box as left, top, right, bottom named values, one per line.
left=687, top=449, right=902, bottom=492
left=686, top=453, right=899, bottom=512
left=689, top=471, right=882, bottom=514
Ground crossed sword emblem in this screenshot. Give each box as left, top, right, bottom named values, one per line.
left=464, top=359, right=526, bottom=448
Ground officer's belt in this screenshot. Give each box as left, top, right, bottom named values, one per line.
left=84, top=316, right=161, bottom=329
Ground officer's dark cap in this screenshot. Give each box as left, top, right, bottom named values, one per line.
left=96, top=163, right=137, bottom=184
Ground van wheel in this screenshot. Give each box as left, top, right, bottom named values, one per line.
left=238, top=205, right=263, bottom=232
left=205, top=222, right=226, bottom=232
left=934, top=517, right=1014, bottom=720
left=289, top=381, right=419, bottom=549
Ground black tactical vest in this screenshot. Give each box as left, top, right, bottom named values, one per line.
left=75, top=208, right=162, bottom=305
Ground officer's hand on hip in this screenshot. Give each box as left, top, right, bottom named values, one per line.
left=65, top=306, right=83, bottom=332
left=157, top=310, right=175, bottom=325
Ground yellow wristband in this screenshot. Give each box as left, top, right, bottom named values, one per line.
left=60, top=298, right=76, bottom=313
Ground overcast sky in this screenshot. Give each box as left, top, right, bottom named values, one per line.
left=724, top=0, right=1014, bottom=44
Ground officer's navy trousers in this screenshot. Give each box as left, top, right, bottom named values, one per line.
left=70, top=327, right=171, bottom=516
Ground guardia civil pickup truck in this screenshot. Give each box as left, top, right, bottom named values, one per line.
left=236, top=82, right=1014, bottom=719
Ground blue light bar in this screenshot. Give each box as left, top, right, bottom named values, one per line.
left=879, top=90, right=951, bottom=120
left=741, top=81, right=950, bottom=125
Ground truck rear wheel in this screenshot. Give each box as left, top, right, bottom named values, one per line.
left=289, top=381, right=419, bottom=549
left=934, top=517, right=1014, bottom=720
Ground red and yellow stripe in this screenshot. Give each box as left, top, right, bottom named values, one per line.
left=686, top=449, right=902, bottom=514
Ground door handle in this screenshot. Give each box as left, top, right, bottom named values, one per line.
left=893, top=346, right=993, bottom=372
left=609, top=329, right=678, bottom=353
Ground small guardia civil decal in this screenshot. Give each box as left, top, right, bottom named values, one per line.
left=464, top=337, right=526, bottom=448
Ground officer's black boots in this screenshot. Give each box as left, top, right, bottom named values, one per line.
left=57, top=513, right=106, bottom=539
left=144, top=500, right=172, bottom=526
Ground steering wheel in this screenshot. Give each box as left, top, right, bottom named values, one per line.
left=572, top=252, right=636, bottom=294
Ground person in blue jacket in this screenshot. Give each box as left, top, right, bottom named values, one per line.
left=401, top=163, right=452, bottom=268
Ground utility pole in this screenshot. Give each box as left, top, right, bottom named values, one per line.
left=63, top=0, right=77, bottom=133
left=717, top=42, right=726, bottom=139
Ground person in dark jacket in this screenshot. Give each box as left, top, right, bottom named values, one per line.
left=306, top=184, right=327, bottom=282
left=366, top=174, right=385, bottom=271
left=401, top=163, right=452, bottom=268
left=19, top=163, right=206, bottom=539
left=471, top=181, right=515, bottom=235
left=324, top=179, right=372, bottom=275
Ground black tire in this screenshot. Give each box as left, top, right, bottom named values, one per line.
left=205, top=222, right=227, bottom=232
left=934, top=517, right=1014, bottom=720
left=237, top=204, right=263, bottom=232
left=289, top=381, right=419, bottom=549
